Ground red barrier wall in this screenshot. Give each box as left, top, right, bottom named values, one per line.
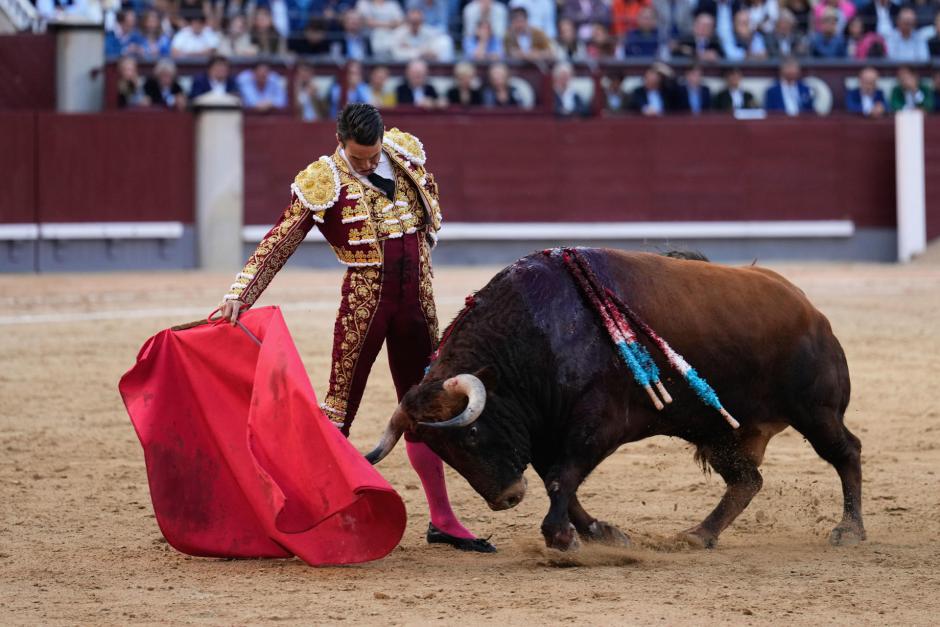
left=925, top=119, right=940, bottom=241
left=0, top=34, right=56, bottom=110
left=0, top=112, right=37, bottom=224
left=244, top=115, right=898, bottom=229
left=35, top=112, right=194, bottom=223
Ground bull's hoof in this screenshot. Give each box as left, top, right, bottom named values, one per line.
left=543, top=523, right=581, bottom=551
left=828, top=523, right=866, bottom=547
left=678, top=525, right=718, bottom=549
left=584, top=520, right=631, bottom=547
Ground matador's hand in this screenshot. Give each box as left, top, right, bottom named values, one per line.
left=219, top=299, right=245, bottom=325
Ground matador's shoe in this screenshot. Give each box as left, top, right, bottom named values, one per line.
left=426, top=523, right=497, bottom=553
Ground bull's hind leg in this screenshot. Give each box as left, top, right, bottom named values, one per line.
left=790, top=411, right=865, bottom=546
left=681, top=435, right=767, bottom=549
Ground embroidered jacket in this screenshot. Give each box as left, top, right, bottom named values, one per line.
left=224, top=128, right=443, bottom=306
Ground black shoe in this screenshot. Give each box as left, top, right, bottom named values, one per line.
left=426, top=523, right=497, bottom=553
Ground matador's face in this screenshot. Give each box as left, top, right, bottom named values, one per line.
left=340, top=136, right=383, bottom=176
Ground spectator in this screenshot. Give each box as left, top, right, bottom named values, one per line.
left=290, top=17, right=333, bottom=55
left=653, top=0, right=694, bottom=44
left=328, top=61, right=372, bottom=117
left=765, top=8, right=809, bottom=58
left=464, top=19, right=504, bottom=60
left=743, top=0, right=777, bottom=34
left=505, top=6, right=554, bottom=61
left=811, top=0, right=854, bottom=34
left=446, top=61, right=484, bottom=106
left=562, top=0, right=612, bottom=41
left=781, top=0, right=810, bottom=33
left=627, top=65, right=671, bottom=115
left=482, top=62, right=521, bottom=107
left=858, top=0, right=900, bottom=37
left=367, top=65, right=396, bottom=107
left=714, top=66, right=756, bottom=112
left=189, top=54, right=240, bottom=99
left=116, top=56, right=149, bottom=108
left=390, top=8, right=451, bottom=61
left=889, top=65, right=934, bottom=112
left=693, top=0, right=740, bottom=43
left=143, top=58, right=187, bottom=110
left=722, top=8, right=767, bottom=59
left=171, top=12, right=220, bottom=58
left=139, top=10, right=172, bottom=59
left=555, top=17, right=586, bottom=60
left=463, top=0, right=509, bottom=42
left=676, top=64, right=711, bottom=114
left=395, top=59, right=441, bottom=107
left=764, top=57, right=814, bottom=116
left=885, top=8, right=929, bottom=62
left=406, top=0, right=448, bottom=31
left=289, top=0, right=353, bottom=34
left=249, top=6, right=288, bottom=55
left=509, top=0, right=558, bottom=39
left=585, top=22, right=620, bottom=59
left=294, top=61, right=329, bottom=121
left=622, top=6, right=660, bottom=57
left=357, top=0, right=405, bottom=58
left=335, top=10, right=373, bottom=60
left=930, top=14, right=940, bottom=57
left=218, top=14, right=258, bottom=56
left=674, top=13, right=723, bottom=60
left=611, top=0, right=651, bottom=38
left=553, top=61, right=590, bottom=117
left=810, top=7, right=847, bottom=58
left=237, top=62, right=287, bottom=111
left=845, top=66, right=887, bottom=118
left=106, top=9, right=145, bottom=57
left=844, top=16, right=864, bottom=57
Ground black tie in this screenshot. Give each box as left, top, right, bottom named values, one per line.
left=367, top=172, right=395, bottom=200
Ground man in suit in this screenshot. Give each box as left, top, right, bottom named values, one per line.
left=673, top=13, right=724, bottom=60
left=858, top=0, right=900, bottom=36
left=334, top=10, right=373, bottom=60
left=764, top=57, right=814, bottom=116
left=552, top=61, right=590, bottom=117
left=189, top=55, right=239, bottom=100
left=714, top=66, right=756, bottom=112
left=677, top=64, right=712, bottom=114
left=395, top=59, right=441, bottom=107
left=693, top=0, right=740, bottom=41
left=845, top=66, right=887, bottom=117
left=889, top=65, right=934, bottom=112
left=628, top=65, right=675, bottom=115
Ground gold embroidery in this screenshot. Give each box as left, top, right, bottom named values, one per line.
left=418, top=235, right=440, bottom=349
left=226, top=197, right=313, bottom=305
left=384, top=128, right=427, bottom=165
left=293, top=158, right=338, bottom=210
left=323, top=267, right=383, bottom=421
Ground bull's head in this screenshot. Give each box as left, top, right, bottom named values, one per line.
left=365, top=371, right=528, bottom=511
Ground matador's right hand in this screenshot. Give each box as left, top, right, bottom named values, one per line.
left=219, top=299, right=245, bottom=325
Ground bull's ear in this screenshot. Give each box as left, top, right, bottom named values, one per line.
left=473, top=366, right=499, bottom=391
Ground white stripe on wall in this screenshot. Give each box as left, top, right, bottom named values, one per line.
left=0, top=222, right=185, bottom=240
left=242, top=220, right=856, bottom=243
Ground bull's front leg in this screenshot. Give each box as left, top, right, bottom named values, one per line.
left=540, top=466, right=587, bottom=551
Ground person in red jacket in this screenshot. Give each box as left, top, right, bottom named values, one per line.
left=219, top=104, right=495, bottom=553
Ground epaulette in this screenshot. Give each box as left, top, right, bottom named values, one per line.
left=290, top=156, right=341, bottom=212
left=383, top=128, right=427, bottom=166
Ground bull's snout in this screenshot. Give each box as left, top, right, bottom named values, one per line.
left=488, top=476, right=527, bottom=511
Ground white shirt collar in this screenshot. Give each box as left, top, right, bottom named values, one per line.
left=339, top=146, right=395, bottom=191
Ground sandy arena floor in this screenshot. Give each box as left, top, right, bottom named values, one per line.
left=1, top=254, right=939, bottom=625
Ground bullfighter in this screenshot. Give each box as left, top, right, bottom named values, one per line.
left=219, top=104, right=495, bottom=553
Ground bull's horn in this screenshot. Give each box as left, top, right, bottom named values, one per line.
left=421, top=374, right=486, bottom=429
left=364, top=406, right=408, bottom=465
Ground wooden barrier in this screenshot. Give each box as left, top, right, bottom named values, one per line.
left=243, top=114, right=898, bottom=229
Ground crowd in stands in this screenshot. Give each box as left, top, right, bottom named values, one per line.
left=75, top=0, right=940, bottom=117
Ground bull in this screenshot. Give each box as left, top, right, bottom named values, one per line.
left=364, top=249, right=864, bottom=550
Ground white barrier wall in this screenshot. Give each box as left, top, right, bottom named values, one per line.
left=895, top=110, right=927, bottom=263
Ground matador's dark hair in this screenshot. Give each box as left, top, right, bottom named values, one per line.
left=336, top=104, right=384, bottom=146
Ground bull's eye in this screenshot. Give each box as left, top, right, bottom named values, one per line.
left=469, top=425, right=478, bottom=436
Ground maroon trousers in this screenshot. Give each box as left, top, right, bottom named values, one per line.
left=321, top=233, right=438, bottom=437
